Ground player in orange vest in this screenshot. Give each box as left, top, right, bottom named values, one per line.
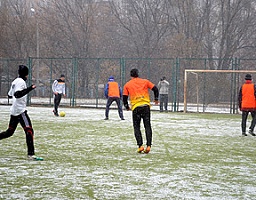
left=123, top=69, right=159, bottom=154
left=238, top=74, right=256, bottom=136
left=104, top=76, right=124, bottom=120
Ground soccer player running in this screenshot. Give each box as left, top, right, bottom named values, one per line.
left=123, top=68, right=159, bottom=154
left=238, top=74, right=256, bottom=136
left=52, top=74, right=66, bottom=116
left=0, top=65, right=43, bottom=160
left=104, top=76, right=125, bottom=120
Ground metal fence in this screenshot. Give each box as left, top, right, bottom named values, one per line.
left=0, top=57, right=256, bottom=113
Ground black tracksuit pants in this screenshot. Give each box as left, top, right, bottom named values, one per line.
left=241, top=111, right=256, bottom=133
left=132, top=105, right=152, bottom=147
left=0, top=111, right=35, bottom=155
left=54, top=93, right=62, bottom=114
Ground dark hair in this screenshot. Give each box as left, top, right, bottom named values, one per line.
left=60, top=74, right=65, bottom=78
left=245, top=74, right=252, bottom=80
left=18, top=65, right=29, bottom=77
left=130, top=68, right=139, bottom=77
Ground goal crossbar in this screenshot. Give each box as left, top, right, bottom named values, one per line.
left=184, top=69, right=256, bottom=113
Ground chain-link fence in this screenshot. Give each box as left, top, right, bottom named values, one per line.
left=0, top=57, right=255, bottom=113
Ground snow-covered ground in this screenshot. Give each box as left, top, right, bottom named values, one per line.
left=0, top=105, right=255, bottom=199
left=0, top=97, right=238, bottom=114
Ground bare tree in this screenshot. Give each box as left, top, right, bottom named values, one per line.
left=0, top=0, right=36, bottom=58
left=110, top=0, right=173, bottom=58
left=39, top=0, right=96, bottom=58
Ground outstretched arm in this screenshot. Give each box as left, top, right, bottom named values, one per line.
left=14, top=85, right=36, bottom=98
left=123, top=95, right=130, bottom=110
left=238, top=87, right=242, bottom=110
left=254, top=84, right=256, bottom=98
left=151, top=86, right=159, bottom=103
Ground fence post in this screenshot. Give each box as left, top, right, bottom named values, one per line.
left=203, top=58, right=207, bottom=112
left=49, top=58, right=53, bottom=105
left=233, top=57, right=238, bottom=114
left=71, top=57, right=77, bottom=107
left=120, top=57, right=126, bottom=87
left=96, top=58, right=100, bottom=108
left=172, top=58, right=179, bottom=112
left=27, top=57, right=32, bottom=106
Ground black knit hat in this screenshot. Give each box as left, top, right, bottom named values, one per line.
left=130, top=68, right=139, bottom=77
left=18, top=65, right=29, bottom=77
left=245, top=74, right=252, bottom=80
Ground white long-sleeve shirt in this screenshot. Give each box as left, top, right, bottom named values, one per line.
left=158, top=80, right=169, bottom=94
left=52, top=79, right=66, bottom=95
left=8, top=78, right=27, bottom=116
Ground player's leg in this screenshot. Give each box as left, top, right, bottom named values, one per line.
left=164, top=94, right=168, bottom=111
left=141, top=105, right=152, bottom=150
left=54, top=94, right=62, bottom=116
left=19, top=111, right=35, bottom=156
left=0, top=115, right=19, bottom=140
left=249, top=111, right=256, bottom=136
left=115, top=98, right=124, bottom=120
left=159, top=94, right=163, bottom=112
left=132, top=107, right=143, bottom=151
left=241, top=111, right=249, bottom=136
left=105, top=97, right=114, bottom=119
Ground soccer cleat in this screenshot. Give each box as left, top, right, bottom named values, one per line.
left=137, top=146, right=144, bottom=153
left=121, top=118, right=125, bottom=120
left=28, top=155, right=44, bottom=161
left=242, top=132, right=247, bottom=136
left=104, top=117, right=109, bottom=120
left=53, top=110, right=59, bottom=117
left=249, top=129, right=256, bottom=136
left=144, top=146, right=151, bottom=154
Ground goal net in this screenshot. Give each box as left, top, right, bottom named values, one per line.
left=183, top=69, right=256, bottom=113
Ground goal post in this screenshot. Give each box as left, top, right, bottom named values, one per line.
left=184, top=69, right=256, bottom=113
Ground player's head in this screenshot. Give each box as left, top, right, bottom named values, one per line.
left=130, top=68, right=139, bottom=78
left=108, top=76, right=114, bottom=82
left=162, top=76, right=166, bottom=80
left=60, top=74, right=65, bottom=81
left=18, top=65, right=29, bottom=81
left=245, top=74, right=252, bottom=80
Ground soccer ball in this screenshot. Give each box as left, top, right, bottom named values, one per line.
left=59, top=111, right=66, bottom=117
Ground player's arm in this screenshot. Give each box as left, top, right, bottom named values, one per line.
left=52, top=80, right=58, bottom=94
left=8, top=85, right=13, bottom=98
left=63, top=84, right=66, bottom=97
left=14, top=85, right=36, bottom=98
left=238, top=87, right=242, bottom=109
left=151, top=85, right=159, bottom=103
left=104, top=83, right=109, bottom=98
left=123, top=95, right=130, bottom=110
left=254, top=84, right=256, bottom=99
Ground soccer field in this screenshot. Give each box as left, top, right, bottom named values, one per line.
left=0, top=105, right=256, bottom=199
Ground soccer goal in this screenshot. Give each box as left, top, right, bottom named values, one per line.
left=183, top=69, right=256, bottom=113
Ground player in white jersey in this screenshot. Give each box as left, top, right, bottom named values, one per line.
left=0, top=65, right=43, bottom=160
left=52, top=74, right=66, bottom=116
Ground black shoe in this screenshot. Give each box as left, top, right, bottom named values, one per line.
left=53, top=110, right=59, bottom=116
left=121, top=118, right=125, bottom=120
left=104, top=117, right=108, bottom=120
left=242, top=132, right=247, bottom=136
left=249, top=129, right=256, bottom=136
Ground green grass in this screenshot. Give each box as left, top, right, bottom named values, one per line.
left=0, top=106, right=256, bottom=199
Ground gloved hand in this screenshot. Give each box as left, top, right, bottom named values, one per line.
left=124, top=104, right=130, bottom=111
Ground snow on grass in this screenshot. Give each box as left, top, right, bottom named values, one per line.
left=0, top=105, right=256, bottom=199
